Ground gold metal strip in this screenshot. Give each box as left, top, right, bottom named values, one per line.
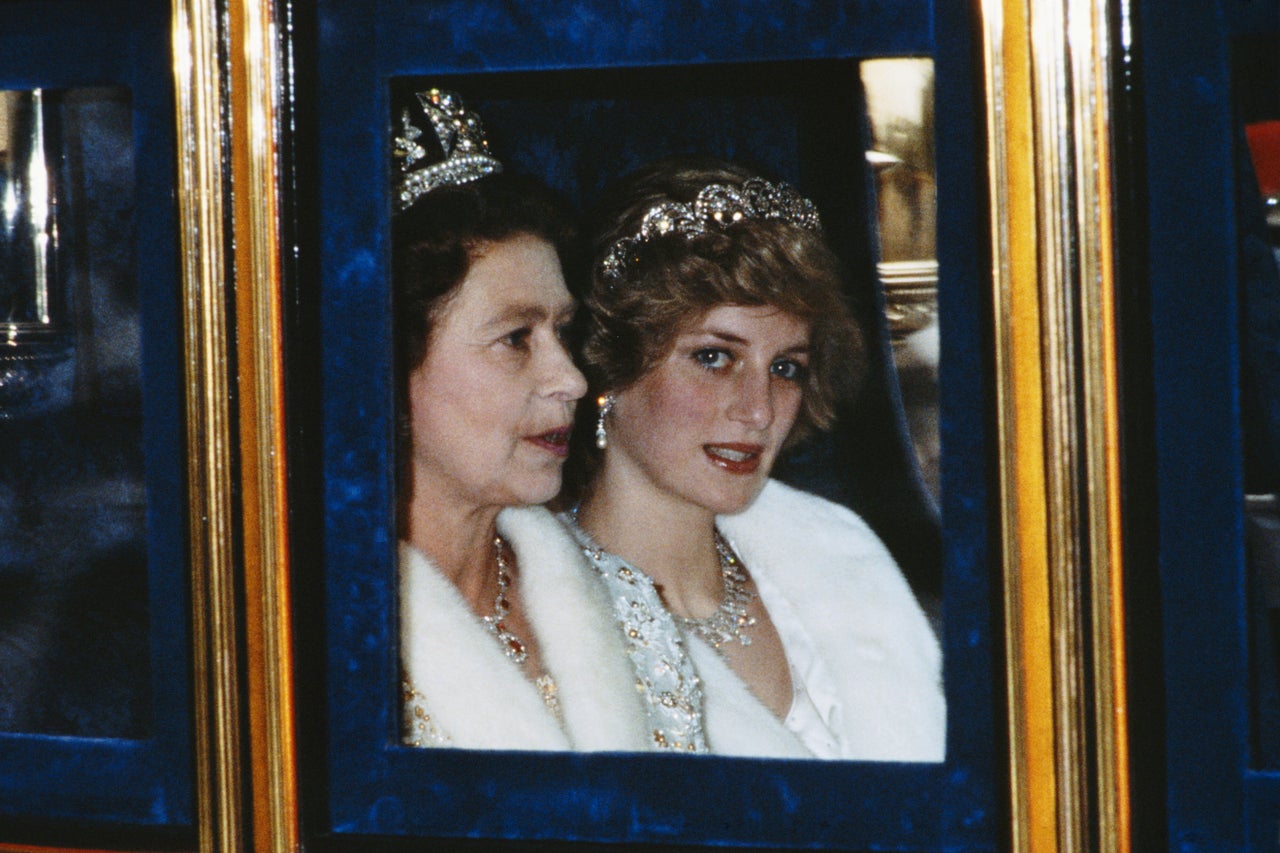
left=981, top=1, right=1058, bottom=849
left=1029, top=3, right=1091, bottom=849
left=983, top=0, right=1130, bottom=849
left=228, top=0, right=300, bottom=849
left=172, top=1, right=244, bottom=851
left=1070, top=0, right=1131, bottom=848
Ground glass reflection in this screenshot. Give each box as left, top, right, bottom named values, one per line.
left=860, top=58, right=940, bottom=502
left=1, top=88, right=70, bottom=417
left=1237, top=35, right=1280, bottom=768
left=0, top=87, right=149, bottom=738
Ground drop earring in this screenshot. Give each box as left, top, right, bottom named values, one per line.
left=595, top=394, right=615, bottom=449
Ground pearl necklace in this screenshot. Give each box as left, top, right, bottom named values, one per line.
left=673, top=531, right=757, bottom=649
left=482, top=535, right=528, bottom=664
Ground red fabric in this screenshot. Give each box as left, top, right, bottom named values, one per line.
left=1247, top=121, right=1280, bottom=199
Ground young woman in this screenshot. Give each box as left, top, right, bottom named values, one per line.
left=393, top=89, right=650, bottom=750
left=564, top=156, right=945, bottom=760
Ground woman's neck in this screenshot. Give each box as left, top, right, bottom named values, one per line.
left=577, top=473, right=725, bottom=618
left=404, top=482, right=503, bottom=610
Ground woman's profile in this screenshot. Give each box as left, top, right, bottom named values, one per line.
left=393, top=89, right=651, bottom=750
left=563, top=156, right=945, bottom=760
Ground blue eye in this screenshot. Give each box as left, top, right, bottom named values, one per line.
left=771, top=359, right=806, bottom=381
left=693, top=348, right=731, bottom=370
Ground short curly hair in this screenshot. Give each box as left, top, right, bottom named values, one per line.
left=580, top=156, right=865, bottom=448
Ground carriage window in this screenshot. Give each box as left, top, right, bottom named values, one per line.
left=1231, top=28, right=1280, bottom=768
left=315, top=0, right=992, bottom=843
left=385, top=64, right=946, bottom=761
left=0, top=86, right=149, bottom=739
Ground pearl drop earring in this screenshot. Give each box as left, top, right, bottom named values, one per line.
left=595, top=394, right=615, bottom=450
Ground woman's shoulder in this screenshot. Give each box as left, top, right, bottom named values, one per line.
left=720, top=479, right=937, bottom=661
left=724, top=478, right=892, bottom=564
left=724, top=481, right=944, bottom=759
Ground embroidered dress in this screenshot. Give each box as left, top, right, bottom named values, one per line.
left=402, top=680, right=450, bottom=747
left=568, top=524, right=709, bottom=753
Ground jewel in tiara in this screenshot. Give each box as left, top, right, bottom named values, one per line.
left=599, top=177, right=823, bottom=282
left=394, top=88, right=503, bottom=211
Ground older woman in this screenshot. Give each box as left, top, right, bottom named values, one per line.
left=393, top=89, right=649, bottom=750
left=564, top=156, right=945, bottom=760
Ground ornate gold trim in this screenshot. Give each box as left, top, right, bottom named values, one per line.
left=981, top=1, right=1056, bottom=848
left=981, top=0, right=1130, bottom=850
left=228, top=0, right=300, bottom=849
left=171, top=1, right=244, bottom=851
left=174, top=0, right=298, bottom=849
left=1072, top=1, right=1131, bottom=848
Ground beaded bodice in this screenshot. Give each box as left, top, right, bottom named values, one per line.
left=563, top=518, right=709, bottom=753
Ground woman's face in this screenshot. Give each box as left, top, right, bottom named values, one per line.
left=407, top=234, right=587, bottom=513
left=605, top=304, right=810, bottom=518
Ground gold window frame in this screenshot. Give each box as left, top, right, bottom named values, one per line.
left=980, top=0, right=1131, bottom=850
left=169, top=1, right=1133, bottom=852
left=172, top=0, right=296, bottom=850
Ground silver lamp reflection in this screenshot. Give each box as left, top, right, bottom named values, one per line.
left=861, top=59, right=941, bottom=501
left=0, top=88, right=71, bottom=419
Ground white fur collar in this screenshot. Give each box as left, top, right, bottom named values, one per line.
left=399, top=505, right=650, bottom=751
left=718, top=479, right=946, bottom=761
left=685, top=638, right=812, bottom=758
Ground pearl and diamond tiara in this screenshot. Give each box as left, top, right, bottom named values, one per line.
left=394, top=88, right=503, bottom=211
left=598, top=176, right=823, bottom=282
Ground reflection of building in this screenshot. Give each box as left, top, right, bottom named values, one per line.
left=0, top=87, right=149, bottom=739
left=862, top=59, right=940, bottom=502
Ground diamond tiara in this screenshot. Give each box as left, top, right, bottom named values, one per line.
left=394, top=88, right=503, bottom=211
left=599, top=177, right=823, bottom=282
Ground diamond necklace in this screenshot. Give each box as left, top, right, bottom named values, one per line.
left=673, top=531, right=757, bottom=649
left=482, top=535, right=528, bottom=664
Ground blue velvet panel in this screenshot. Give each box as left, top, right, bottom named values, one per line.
left=1228, top=0, right=1280, bottom=37
left=317, top=0, right=996, bottom=848
left=1142, top=0, right=1258, bottom=848
left=0, top=0, right=192, bottom=831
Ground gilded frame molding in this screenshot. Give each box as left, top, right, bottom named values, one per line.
left=226, top=1, right=299, bottom=850
left=171, top=0, right=244, bottom=849
left=168, top=0, right=1137, bottom=847
left=172, top=0, right=296, bottom=850
left=980, top=0, right=1130, bottom=849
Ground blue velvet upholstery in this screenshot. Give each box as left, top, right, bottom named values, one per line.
left=1143, top=0, right=1280, bottom=848
left=314, top=0, right=999, bottom=848
left=0, top=0, right=192, bottom=831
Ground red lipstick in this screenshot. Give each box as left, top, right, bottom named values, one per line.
left=704, top=443, right=764, bottom=474
left=528, top=426, right=572, bottom=457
